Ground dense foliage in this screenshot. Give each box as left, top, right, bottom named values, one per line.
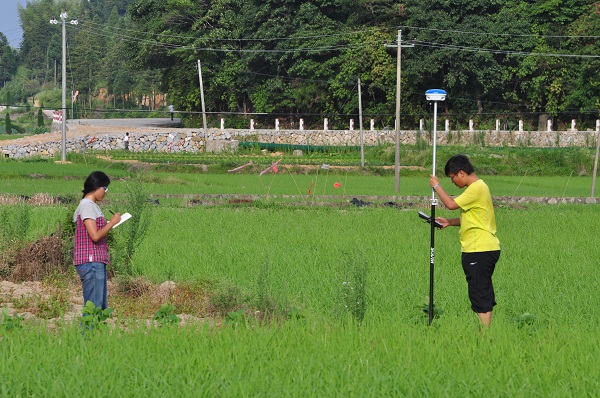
left=1, top=1, right=598, bottom=130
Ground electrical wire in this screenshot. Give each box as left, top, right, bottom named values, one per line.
left=81, top=19, right=600, bottom=43
left=82, top=19, right=376, bottom=42
left=396, top=24, right=600, bottom=39
left=411, top=40, right=600, bottom=59
left=76, top=22, right=366, bottom=54
left=76, top=20, right=599, bottom=59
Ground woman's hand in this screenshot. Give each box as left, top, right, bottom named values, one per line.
left=109, top=213, right=122, bottom=225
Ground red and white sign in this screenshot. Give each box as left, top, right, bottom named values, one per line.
left=52, top=111, right=62, bottom=122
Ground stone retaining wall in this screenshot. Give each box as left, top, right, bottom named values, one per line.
left=229, top=128, right=599, bottom=147
left=2, top=127, right=599, bottom=159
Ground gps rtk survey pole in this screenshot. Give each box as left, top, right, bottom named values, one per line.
left=425, top=89, right=447, bottom=325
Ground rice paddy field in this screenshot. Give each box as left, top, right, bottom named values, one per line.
left=1, top=153, right=599, bottom=396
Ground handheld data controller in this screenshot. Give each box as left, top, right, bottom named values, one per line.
left=418, top=211, right=443, bottom=229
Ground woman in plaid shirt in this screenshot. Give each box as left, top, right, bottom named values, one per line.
left=73, top=171, right=121, bottom=309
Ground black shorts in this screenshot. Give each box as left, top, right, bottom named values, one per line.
left=461, top=251, right=500, bottom=313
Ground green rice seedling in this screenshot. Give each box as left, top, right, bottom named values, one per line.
left=0, top=202, right=30, bottom=243
left=1, top=193, right=600, bottom=396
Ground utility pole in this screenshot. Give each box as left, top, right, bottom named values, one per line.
left=591, top=121, right=600, bottom=197
left=197, top=59, right=208, bottom=136
left=50, top=12, right=77, bottom=162
left=385, top=30, right=414, bottom=193
left=358, top=78, right=364, bottom=167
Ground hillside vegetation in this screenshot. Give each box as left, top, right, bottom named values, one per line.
left=0, top=1, right=598, bottom=132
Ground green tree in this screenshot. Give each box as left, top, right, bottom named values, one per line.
left=0, top=33, right=17, bottom=86
left=5, top=112, right=11, bottom=134
left=9, top=0, right=600, bottom=129
left=401, top=0, right=536, bottom=124
left=555, top=3, right=600, bottom=127
left=37, top=108, right=44, bottom=127
left=19, top=0, right=63, bottom=85
left=69, top=9, right=104, bottom=114
left=514, top=0, right=596, bottom=127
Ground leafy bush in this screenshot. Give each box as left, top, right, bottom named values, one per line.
left=225, top=308, right=246, bottom=328
left=80, top=301, right=114, bottom=331
left=1, top=308, right=25, bottom=331
left=110, top=176, right=153, bottom=276
left=153, top=304, right=181, bottom=327
left=36, top=89, right=61, bottom=109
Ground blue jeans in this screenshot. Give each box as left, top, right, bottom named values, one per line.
left=76, top=262, right=108, bottom=310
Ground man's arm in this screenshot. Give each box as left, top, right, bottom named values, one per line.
left=435, top=217, right=460, bottom=228
left=429, top=175, right=460, bottom=210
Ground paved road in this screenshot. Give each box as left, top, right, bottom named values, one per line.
left=68, top=118, right=182, bottom=128
left=37, top=109, right=183, bottom=129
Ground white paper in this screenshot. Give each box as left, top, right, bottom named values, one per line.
left=111, top=212, right=132, bottom=228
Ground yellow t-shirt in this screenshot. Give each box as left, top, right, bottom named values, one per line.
left=454, top=179, right=500, bottom=253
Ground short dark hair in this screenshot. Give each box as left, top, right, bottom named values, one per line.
left=82, top=171, right=110, bottom=198
left=444, top=154, right=474, bottom=176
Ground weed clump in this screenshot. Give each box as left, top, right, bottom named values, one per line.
left=335, top=250, right=368, bottom=325
left=8, top=231, right=70, bottom=282
left=208, top=282, right=244, bottom=317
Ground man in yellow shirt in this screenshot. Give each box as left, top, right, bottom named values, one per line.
left=429, top=154, right=501, bottom=327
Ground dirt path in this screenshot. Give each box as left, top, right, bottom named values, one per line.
left=0, top=279, right=207, bottom=327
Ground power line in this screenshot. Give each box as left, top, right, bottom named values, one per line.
left=78, top=22, right=598, bottom=58
left=412, top=40, right=600, bottom=59
left=76, top=22, right=362, bottom=53
left=68, top=18, right=599, bottom=59
left=82, top=19, right=600, bottom=43
left=397, top=24, right=600, bottom=39
left=82, top=19, right=377, bottom=42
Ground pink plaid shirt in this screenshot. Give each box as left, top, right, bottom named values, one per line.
left=73, top=200, right=110, bottom=266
